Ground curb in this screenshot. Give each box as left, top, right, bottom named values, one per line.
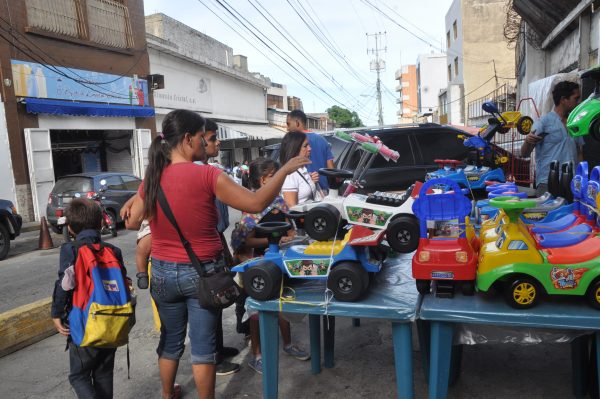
left=20, top=223, right=41, bottom=234
left=0, top=297, right=56, bottom=358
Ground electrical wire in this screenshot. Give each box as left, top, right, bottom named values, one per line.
left=246, top=0, right=371, bottom=117
left=205, top=0, right=372, bottom=119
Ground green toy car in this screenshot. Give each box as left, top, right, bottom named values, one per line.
left=567, top=66, right=600, bottom=140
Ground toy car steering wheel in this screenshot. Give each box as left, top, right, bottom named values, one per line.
left=489, top=196, right=537, bottom=222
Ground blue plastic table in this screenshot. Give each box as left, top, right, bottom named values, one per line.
left=419, top=291, right=600, bottom=399
left=246, top=253, right=419, bottom=399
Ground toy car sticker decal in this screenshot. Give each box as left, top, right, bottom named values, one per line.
left=432, top=220, right=461, bottom=238
left=467, top=175, right=480, bottom=181
left=550, top=267, right=589, bottom=290
left=431, top=271, right=454, bottom=279
left=285, top=259, right=331, bottom=277
left=521, top=212, right=547, bottom=221
left=346, top=206, right=392, bottom=227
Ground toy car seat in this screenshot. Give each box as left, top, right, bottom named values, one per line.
left=559, top=162, right=574, bottom=202
left=547, top=160, right=560, bottom=197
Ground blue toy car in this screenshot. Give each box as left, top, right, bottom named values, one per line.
left=232, top=222, right=387, bottom=302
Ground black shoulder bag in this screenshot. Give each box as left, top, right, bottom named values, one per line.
left=157, top=186, right=240, bottom=309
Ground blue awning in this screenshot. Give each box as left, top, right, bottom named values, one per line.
left=25, top=98, right=155, bottom=118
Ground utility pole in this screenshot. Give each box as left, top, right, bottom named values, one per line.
left=367, top=32, right=386, bottom=126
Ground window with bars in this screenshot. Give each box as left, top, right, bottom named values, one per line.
left=25, top=0, right=134, bottom=49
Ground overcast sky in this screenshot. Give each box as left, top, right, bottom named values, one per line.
left=144, top=0, right=454, bottom=126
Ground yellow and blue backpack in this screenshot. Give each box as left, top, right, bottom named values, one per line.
left=68, top=242, right=135, bottom=348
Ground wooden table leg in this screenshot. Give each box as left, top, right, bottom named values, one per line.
left=309, top=314, right=321, bottom=374
left=323, top=316, right=335, bottom=368
left=428, top=321, right=454, bottom=399
left=259, top=311, right=280, bottom=399
left=392, top=322, right=414, bottom=399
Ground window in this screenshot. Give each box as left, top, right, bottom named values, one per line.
left=507, top=240, right=529, bottom=250
left=453, top=21, right=457, bottom=39
left=446, top=31, right=450, bottom=47
left=103, top=176, right=126, bottom=190
left=454, top=57, right=459, bottom=77
left=25, top=0, right=134, bottom=48
left=413, top=130, right=469, bottom=163
left=447, top=65, right=452, bottom=82
left=267, top=94, right=284, bottom=109
left=346, top=133, right=414, bottom=168
left=121, top=175, right=141, bottom=191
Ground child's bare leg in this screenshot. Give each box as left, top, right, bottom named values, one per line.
left=249, top=315, right=261, bottom=357
left=278, top=316, right=292, bottom=346
left=136, top=234, right=151, bottom=273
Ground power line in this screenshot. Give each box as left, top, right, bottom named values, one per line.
left=196, top=0, right=364, bottom=117
left=247, top=0, right=371, bottom=115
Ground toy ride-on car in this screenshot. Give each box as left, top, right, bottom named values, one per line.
left=567, top=65, right=600, bottom=141
left=476, top=196, right=600, bottom=310
left=231, top=221, right=387, bottom=302
left=293, top=131, right=422, bottom=254
left=411, top=178, right=479, bottom=297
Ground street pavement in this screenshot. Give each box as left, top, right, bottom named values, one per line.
left=0, top=215, right=592, bottom=398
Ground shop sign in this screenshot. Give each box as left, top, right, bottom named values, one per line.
left=11, top=59, right=150, bottom=106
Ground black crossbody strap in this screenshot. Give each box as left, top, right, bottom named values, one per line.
left=295, top=170, right=316, bottom=201
left=157, top=186, right=205, bottom=277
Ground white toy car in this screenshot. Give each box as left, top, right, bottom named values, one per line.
left=291, top=131, right=421, bottom=253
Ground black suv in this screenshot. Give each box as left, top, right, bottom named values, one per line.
left=332, top=124, right=475, bottom=192
left=0, top=199, right=23, bottom=260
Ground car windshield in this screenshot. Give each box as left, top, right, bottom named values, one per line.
left=52, top=177, right=93, bottom=193
left=495, top=231, right=506, bottom=249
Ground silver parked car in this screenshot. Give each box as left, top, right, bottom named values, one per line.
left=46, top=172, right=141, bottom=234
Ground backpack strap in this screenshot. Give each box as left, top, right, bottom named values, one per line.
left=157, top=186, right=207, bottom=278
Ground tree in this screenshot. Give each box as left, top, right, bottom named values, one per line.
left=326, top=105, right=363, bottom=128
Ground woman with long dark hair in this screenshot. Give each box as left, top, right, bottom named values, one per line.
left=124, top=109, right=308, bottom=399
left=280, top=131, right=321, bottom=207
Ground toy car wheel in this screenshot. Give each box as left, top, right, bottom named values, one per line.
left=304, top=204, right=340, bottom=242
left=416, top=279, right=431, bottom=295
left=585, top=279, right=600, bottom=310
left=242, top=262, right=282, bottom=301
left=461, top=281, right=476, bottom=296
left=505, top=276, right=540, bottom=309
left=516, top=116, right=534, bottom=135
left=386, top=216, right=419, bottom=253
left=590, top=118, right=600, bottom=141
left=327, top=261, right=368, bottom=302
left=0, top=222, right=10, bottom=261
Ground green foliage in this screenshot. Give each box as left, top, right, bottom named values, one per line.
left=326, top=105, right=363, bottom=128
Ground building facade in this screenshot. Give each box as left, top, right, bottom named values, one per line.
left=145, top=13, right=285, bottom=167
left=0, top=0, right=155, bottom=222
left=512, top=0, right=600, bottom=168
left=395, top=64, right=418, bottom=123
left=416, top=53, right=447, bottom=122
left=441, top=0, right=516, bottom=126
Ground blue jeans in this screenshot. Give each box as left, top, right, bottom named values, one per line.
left=150, top=258, right=220, bottom=364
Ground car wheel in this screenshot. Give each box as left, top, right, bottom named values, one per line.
left=590, top=118, right=600, bottom=141
left=0, top=222, right=10, bottom=260
left=505, top=276, right=540, bottom=309
left=242, top=263, right=282, bottom=301
left=327, top=261, right=368, bottom=302
left=63, top=225, right=73, bottom=242
left=304, top=204, right=340, bottom=242
left=461, top=280, right=476, bottom=296
left=386, top=216, right=419, bottom=253
left=516, top=116, right=534, bottom=135
left=50, top=223, right=61, bottom=234
left=586, top=279, right=600, bottom=310
left=416, top=279, right=431, bottom=295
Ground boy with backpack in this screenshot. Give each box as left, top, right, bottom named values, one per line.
left=51, top=198, right=134, bottom=399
